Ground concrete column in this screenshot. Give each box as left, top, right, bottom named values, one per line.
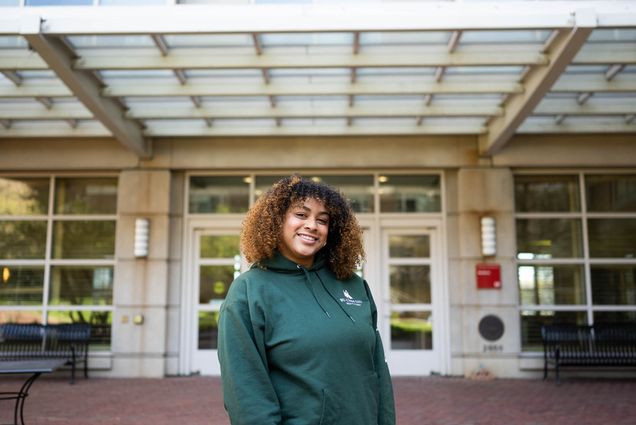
left=110, top=170, right=172, bottom=377
left=448, top=167, right=521, bottom=377
left=165, top=172, right=185, bottom=376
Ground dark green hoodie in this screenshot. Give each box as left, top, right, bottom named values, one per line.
left=218, top=251, right=395, bottom=425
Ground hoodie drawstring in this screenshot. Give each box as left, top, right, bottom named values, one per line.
left=297, top=265, right=331, bottom=318
left=297, top=264, right=356, bottom=324
left=315, top=272, right=356, bottom=324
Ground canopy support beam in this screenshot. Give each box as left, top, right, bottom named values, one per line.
left=479, top=12, right=595, bottom=156
left=21, top=16, right=151, bottom=158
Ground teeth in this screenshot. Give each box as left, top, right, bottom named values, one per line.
left=298, top=234, right=318, bottom=242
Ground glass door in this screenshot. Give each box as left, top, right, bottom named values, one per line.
left=382, top=226, right=442, bottom=375
left=191, top=229, right=242, bottom=375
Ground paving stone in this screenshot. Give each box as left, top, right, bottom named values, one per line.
left=1, top=376, right=635, bottom=425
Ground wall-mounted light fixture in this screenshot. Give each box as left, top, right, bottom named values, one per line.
left=134, top=218, right=150, bottom=258
left=480, top=216, right=496, bottom=257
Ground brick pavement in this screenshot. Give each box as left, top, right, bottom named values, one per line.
left=1, top=375, right=635, bottom=425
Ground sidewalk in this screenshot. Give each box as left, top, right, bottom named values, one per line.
left=1, top=375, right=635, bottom=425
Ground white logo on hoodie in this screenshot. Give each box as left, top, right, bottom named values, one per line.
left=340, top=289, right=363, bottom=306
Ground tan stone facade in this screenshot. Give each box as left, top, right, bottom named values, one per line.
left=1, top=133, right=635, bottom=378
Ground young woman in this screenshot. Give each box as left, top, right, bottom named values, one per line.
left=218, top=175, right=395, bottom=425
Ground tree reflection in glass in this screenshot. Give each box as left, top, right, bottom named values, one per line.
left=0, top=177, right=49, bottom=215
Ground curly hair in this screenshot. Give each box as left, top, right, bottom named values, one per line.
left=241, top=175, right=364, bottom=280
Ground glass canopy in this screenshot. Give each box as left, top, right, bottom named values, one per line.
left=0, top=1, right=634, bottom=156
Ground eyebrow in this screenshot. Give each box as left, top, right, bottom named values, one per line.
left=298, top=205, right=329, bottom=217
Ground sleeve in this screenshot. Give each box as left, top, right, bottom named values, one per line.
left=217, top=278, right=282, bottom=425
left=364, top=280, right=396, bottom=425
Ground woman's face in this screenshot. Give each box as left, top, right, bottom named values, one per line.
left=279, top=198, right=329, bottom=268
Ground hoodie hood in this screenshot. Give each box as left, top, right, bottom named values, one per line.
left=257, top=249, right=326, bottom=273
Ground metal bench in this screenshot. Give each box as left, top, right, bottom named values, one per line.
left=0, top=324, right=91, bottom=384
left=542, top=324, right=636, bottom=384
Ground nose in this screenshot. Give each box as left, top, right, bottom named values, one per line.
left=304, top=217, right=317, bottom=230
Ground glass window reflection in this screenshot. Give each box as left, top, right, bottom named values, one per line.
left=514, top=175, right=580, bottom=212
left=594, top=311, right=636, bottom=325
left=47, top=310, right=112, bottom=351
left=54, top=178, right=117, bottom=215
left=591, top=265, right=636, bottom=305
left=198, top=311, right=220, bottom=349
left=49, top=266, right=113, bottom=305
left=0, top=174, right=116, bottom=351
left=0, top=266, right=44, bottom=305
left=254, top=175, right=286, bottom=200
left=391, top=311, right=433, bottom=350
left=588, top=219, right=636, bottom=258
left=518, top=265, right=585, bottom=305
left=515, top=172, right=636, bottom=351
left=379, top=175, right=441, bottom=213
left=189, top=176, right=250, bottom=213
left=389, top=235, right=430, bottom=258
left=0, top=177, right=49, bottom=215
left=516, top=218, right=582, bottom=259
left=586, top=174, right=636, bottom=212
left=318, top=175, right=374, bottom=213
left=0, top=221, right=47, bottom=259
left=520, top=310, right=586, bottom=352
left=200, top=235, right=240, bottom=258
left=389, top=265, right=431, bottom=304
left=254, top=175, right=374, bottom=213
left=52, top=221, right=116, bottom=259
left=199, top=265, right=235, bottom=304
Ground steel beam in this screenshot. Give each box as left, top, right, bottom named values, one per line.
left=479, top=15, right=595, bottom=156
left=21, top=18, right=150, bottom=158
left=101, top=80, right=523, bottom=97
left=1, top=70, right=22, bottom=85
left=2, top=4, right=583, bottom=35
left=72, top=49, right=547, bottom=70
left=121, top=104, right=501, bottom=120
left=519, top=119, right=636, bottom=133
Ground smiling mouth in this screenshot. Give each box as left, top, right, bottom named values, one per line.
left=297, top=233, right=319, bottom=242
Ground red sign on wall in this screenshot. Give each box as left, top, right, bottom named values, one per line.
left=476, top=264, right=501, bottom=289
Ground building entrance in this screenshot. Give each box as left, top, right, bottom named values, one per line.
left=181, top=173, right=447, bottom=376
left=183, top=219, right=446, bottom=376
left=379, top=223, right=445, bottom=375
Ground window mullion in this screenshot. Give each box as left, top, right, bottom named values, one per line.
left=42, top=175, right=55, bottom=324
left=579, top=173, right=593, bottom=325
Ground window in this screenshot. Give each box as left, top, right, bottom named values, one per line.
left=189, top=176, right=250, bottom=214
left=197, top=234, right=241, bottom=350
left=0, top=176, right=117, bottom=351
left=514, top=175, right=579, bottom=213
left=515, top=173, right=636, bottom=352
left=379, top=174, right=441, bottom=213
left=189, top=173, right=440, bottom=215
left=388, top=233, right=433, bottom=350
left=254, top=174, right=375, bottom=213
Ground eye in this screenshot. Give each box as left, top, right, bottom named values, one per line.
left=294, top=212, right=306, bottom=218
left=317, top=218, right=329, bottom=225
